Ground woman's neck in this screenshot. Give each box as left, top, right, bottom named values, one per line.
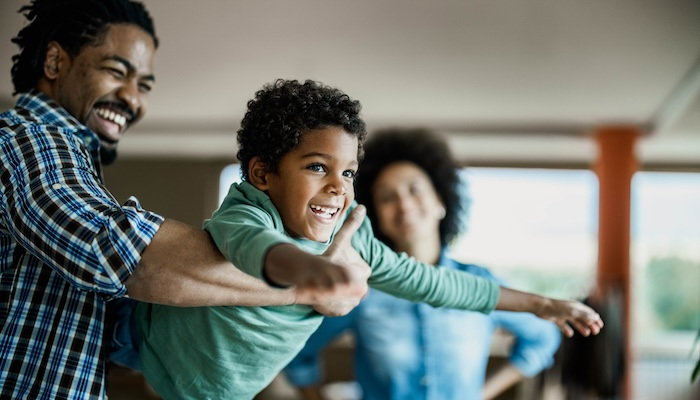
left=394, top=238, right=442, bottom=265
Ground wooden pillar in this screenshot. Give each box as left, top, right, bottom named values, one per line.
left=593, top=125, right=640, bottom=399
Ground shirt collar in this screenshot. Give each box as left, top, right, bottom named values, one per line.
left=438, top=247, right=459, bottom=269
left=17, top=91, right=102, bottom=156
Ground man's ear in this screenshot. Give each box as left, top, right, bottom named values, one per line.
left=248, top=156, right=271, bottom=190
left=43, top=41, right=66, bottom=80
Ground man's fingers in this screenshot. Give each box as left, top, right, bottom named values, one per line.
left=332, top=205, right=366, bottom=246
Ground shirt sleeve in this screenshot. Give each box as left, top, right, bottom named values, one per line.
left=351, top=216, right=500, bottom=313
left=0, top=127, right=163, bottom=299
left=284, top=311, right=356, bottom=387
left=203, top=201, right=294, bottom=281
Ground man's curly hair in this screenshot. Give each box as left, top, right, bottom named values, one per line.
left=356, top=128, right=469, bottom=247
left=10, top=0, right=158, bottom=95
left=237, top=79, right=367, bottom=181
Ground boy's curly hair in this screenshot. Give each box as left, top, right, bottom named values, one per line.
left=10, top=0, right=158, bottom=95
left=356, top=128, right=469, bottom=247
left=237, top=79, right=367, bottom=181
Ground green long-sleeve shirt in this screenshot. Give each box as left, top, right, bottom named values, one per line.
left=136, top=182, right=499, bottom=400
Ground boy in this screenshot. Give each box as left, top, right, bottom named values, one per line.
left=136, top=79, right=603, bottom=399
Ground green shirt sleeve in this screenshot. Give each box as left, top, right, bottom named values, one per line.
left=203, top=183, right=294, bottom=280
left=351, top=213, right=500, bottom=313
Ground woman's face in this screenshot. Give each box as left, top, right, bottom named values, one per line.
left=371, top=161, right=445, bottom=249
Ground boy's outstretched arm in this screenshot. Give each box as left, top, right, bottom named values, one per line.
left=126, top=207, right=369, bottom=314
left=496, top=287, right=604, bottom=337
left=266, top=206, right=371, bottom=316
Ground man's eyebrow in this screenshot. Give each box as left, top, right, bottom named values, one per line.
left=104, top=55, right=156, bottom=82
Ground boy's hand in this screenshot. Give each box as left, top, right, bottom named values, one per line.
left=496, top=287, right=604, bottom=338
left=314, top=205, right=371, bottom=316
left=322, top=205, right=371, bottom=288
left=288, top=206, right=371, bottom=316
left=540, top=298, right=604, bottom=338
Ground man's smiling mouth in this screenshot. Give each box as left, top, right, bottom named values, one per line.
left=94, top=107, right=128, bottom=129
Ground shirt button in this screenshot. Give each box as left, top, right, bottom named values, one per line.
left=52, top=183, right=62, bottom=190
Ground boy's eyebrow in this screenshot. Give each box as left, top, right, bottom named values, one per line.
left=104, top=55, right=156, bottom=82
left=301, top=151, right=359, bottom=166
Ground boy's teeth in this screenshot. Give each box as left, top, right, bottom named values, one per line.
left=311, top=205, right=338, bottom=215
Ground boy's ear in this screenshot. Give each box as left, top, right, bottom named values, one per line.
left=248, top=156, right=270, bottom=190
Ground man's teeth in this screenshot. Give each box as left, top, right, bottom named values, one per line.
left=310, top=205, right=339, bottom=217
left=95, top=108, right=127, bottom=128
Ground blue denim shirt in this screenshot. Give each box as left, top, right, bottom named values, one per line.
left=284, top=250, right=561, bottom=400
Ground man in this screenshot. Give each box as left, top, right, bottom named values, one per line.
left=0, top=1, right=369, bottom=399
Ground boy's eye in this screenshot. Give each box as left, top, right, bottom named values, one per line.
left=343, top=170, right=356, bottom=179
left=307, top=164, right=325, bottom=172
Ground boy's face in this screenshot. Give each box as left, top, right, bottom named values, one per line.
left=264, top=126, right=359, bottom=242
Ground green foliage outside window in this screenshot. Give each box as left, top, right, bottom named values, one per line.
left=643, top=256, right=700, bottom=383
left=644, top=257, right=699, bottom=331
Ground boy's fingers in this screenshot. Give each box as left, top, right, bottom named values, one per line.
left=558, top=322, right=574, bottom=338
left=332, top=205, right=366, bottom=246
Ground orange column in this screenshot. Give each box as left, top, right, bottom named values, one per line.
left=593, top=125, right=640, bottom=399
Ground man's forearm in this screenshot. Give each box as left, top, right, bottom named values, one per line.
left=125, top=219, right=298, bottom=307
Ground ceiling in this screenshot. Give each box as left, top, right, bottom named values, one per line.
left=2, top=0, right=699, bottom=168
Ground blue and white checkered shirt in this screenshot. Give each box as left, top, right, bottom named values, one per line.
left=0, top=92, right=163, bottom=399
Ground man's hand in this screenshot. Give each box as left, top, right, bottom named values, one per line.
left=293, top=205, right=371, bottom=316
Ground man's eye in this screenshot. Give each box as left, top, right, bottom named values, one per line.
left=138, top=82, right=153, bottom=93
left=108, top=67, right=126, bottom=78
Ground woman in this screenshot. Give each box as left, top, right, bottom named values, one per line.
left=283, top=128, right=562, bottom=400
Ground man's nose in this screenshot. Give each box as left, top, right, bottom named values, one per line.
left=116, top=81, right=143, bottom=117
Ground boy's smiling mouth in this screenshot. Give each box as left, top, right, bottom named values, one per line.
left=310, top=204, right=340, bottom=221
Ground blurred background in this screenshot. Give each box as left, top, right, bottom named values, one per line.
left=2, top=1, right=699, bottom=399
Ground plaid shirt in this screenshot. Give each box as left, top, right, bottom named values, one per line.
left=0, top=92, right=163, bottom=399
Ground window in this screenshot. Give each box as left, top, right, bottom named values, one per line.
left=449, top=167, right=599, bottom=300
left=631, top=171, right=700, bottom=336
left=219, top=164, right=242, bottom=205
left=630, top=171, right=700, bottom=399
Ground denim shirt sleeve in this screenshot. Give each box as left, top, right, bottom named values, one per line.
left=458, top=264, right=562, bottom=377
left=491, top=309, right=561, bottom=376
